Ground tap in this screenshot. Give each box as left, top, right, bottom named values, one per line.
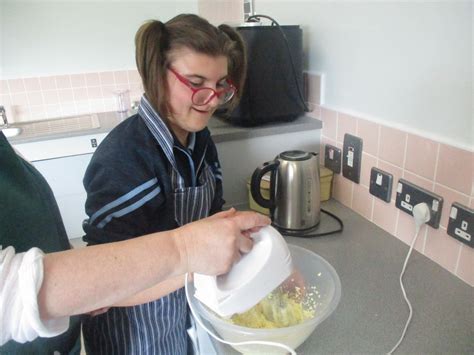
left=0, top=106, right=7, bottom=126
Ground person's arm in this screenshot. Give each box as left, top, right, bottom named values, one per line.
left=112, top=275, right=185, bottom=307
left=38, top=210, right=268, bottom=319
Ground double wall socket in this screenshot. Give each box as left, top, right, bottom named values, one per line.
left=342, top=134, right=363, bottom=183
left=447, top=203, right=473, bottom=248
left=395, top=179, right=443, bottom=229
left=324, top=144, right=341, bottom=174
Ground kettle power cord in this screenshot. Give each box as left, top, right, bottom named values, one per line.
left=184, top=273, right=297, bottom=355
left=387, top=202, right=430, bottom=354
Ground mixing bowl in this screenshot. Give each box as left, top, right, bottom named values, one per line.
left=188, top=244, right=342, bottom=354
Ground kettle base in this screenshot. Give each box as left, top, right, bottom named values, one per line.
left=272, top=222, right=321, bottom=237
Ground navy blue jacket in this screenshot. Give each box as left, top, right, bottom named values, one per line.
left=82, top=112, right=224, bottom=245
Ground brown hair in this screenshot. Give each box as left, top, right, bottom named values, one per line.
left=135, top=14, right=247, bottom=119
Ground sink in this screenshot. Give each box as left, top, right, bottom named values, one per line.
left=1, top=127, right=22, bottom=138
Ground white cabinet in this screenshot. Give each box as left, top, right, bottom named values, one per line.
left=33, top=154, right=93, bottom=240
left=13, top=133, right=108, bottom=240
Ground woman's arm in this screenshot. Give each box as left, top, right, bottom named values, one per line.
left=112, top=275, right=185, bottom=307
left=37, top=210, right=268, bottom=319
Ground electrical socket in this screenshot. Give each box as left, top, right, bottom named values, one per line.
left=447, top=203, right=473, bottom=248
left=369, top=167, right=393, bottom=202
left=342, top=134, right=363, bottom=183
left=395, top=179, right=443, bottom=229
left=324, top=144, right=341, bottom=174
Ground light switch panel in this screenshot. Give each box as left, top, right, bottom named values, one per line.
left=369, top=167, right=393, bottom=202
left=342, top=134, right=363, bottom=183
left=324, top=144, right=341, bottom=174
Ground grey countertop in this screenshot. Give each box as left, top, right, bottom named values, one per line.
left=212, top=200, right=473, bottom=354
left=7, top=111, right=322, bottom=145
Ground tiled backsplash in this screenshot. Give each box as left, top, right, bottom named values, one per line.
left=306, top=74, right=474, bottom=287
left=0, top=70, right=144, bottom=123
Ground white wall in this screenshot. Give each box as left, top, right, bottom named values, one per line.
left=0, top=0, right=198, bottom=78
left=256, top=1, right=472, bottom=150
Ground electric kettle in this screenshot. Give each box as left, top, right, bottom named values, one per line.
left=251, top=150, right=321, bottom=232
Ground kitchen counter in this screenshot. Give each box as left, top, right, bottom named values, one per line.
left=8, top=111, right=321, bottom=146
left=209, top=200, right=473, bottom=354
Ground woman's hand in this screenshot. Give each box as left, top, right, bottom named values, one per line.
left=175, top=209, right=270, bottom=275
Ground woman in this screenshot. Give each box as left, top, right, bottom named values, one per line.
left=0, top=130, right=268, bottom=351
left=81, top=14, right=247, bottom=354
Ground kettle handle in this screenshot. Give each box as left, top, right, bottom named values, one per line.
left=250, top=160, right=280, bottom=209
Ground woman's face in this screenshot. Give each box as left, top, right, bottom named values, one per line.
left=166, top=48, right=229, bottom=146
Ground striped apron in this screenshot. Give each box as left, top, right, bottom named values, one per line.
left=83, top=158, right=215, bottom=355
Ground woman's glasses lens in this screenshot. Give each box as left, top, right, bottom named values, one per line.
left=192, top=88, right=235, bottom=106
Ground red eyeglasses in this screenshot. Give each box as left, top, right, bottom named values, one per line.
left=168, top=67, right=236, bottom=106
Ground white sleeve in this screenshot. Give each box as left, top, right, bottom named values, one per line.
left=0, top=247, right=70, bottom=346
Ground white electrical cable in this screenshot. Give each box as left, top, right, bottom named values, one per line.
left=184, top=273, right=297, bottom=355
left=388, top=203, right=430, bottom=355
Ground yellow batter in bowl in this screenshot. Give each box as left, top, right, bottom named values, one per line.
left=230, top=289, right=315, bottom=329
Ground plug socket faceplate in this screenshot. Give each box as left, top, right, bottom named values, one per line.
left=447, top=203, right=473, bottom=248
left=395, top=179, right=443, bottom=229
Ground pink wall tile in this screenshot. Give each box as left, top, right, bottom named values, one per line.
left=320, top=108, right=337, bottom=141
left=372, top=198, right=398, bottom=235
left=58, top=89, right=75, bottom=103
left=352, top=184, right=373, bottom=219
left=405, top=134, right=438, bottom=180
left=72, top=88, right=88, bottom=101
left=40, top=77, right=57, bottom=91
left=0, top=95, right=11, bottom=107
left=434, top=184, right=470, bottom=229
left=23, top=77, right=41, bottom=91
left=337, top=113, right=357, bottom=143
left=87, top=86, right=102, bottom=99
left=30, top=105, right=46, bottom=120
left=372, top=198, right=399, bottom=235
left=357, top=119, right=379, bottom=156
left=55, top=75, right=72, bottom=89
left=360, top=153, right=377, bottom=188
left=127, top=70, right=141, bottom=84
left=27, top=91, right=44, bottom=106
left=378, top=160, right=403, bottom=201
left=70, top=74, right=86, bottom=88
left=378, top=126, right=406, bottom=167
left=99, top=72, right=115, bottom=86
left=1, top=80, right=9, bottom=93
left=85, top=73, right=100, bottom=87
left=10, top=93, right=28, bottom=105
left=395, top=211, right=426, bottom=252
left=436, top=144, right=473, bottom=195
left=8, top=79, right=25, bottom=93
left=425, top=227, right=461, bottom=274
left=456, top=245, right=474, bottom=286
left=101, top=85, right=116, bottom=99
left=403, top=171, right=433, bottom=191
left=43, top=90, right=60, bottom=105
left=333, top=173, right=353, bottom=208
left=45, top=104, right=62, bottom=118
left=114, top=71, right=129, bottom=84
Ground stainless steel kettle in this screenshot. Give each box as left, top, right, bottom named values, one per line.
left=251, top=150, right=321, bottom=232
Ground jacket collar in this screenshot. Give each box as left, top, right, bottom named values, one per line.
left=138, top=95, right=210, bottom=168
